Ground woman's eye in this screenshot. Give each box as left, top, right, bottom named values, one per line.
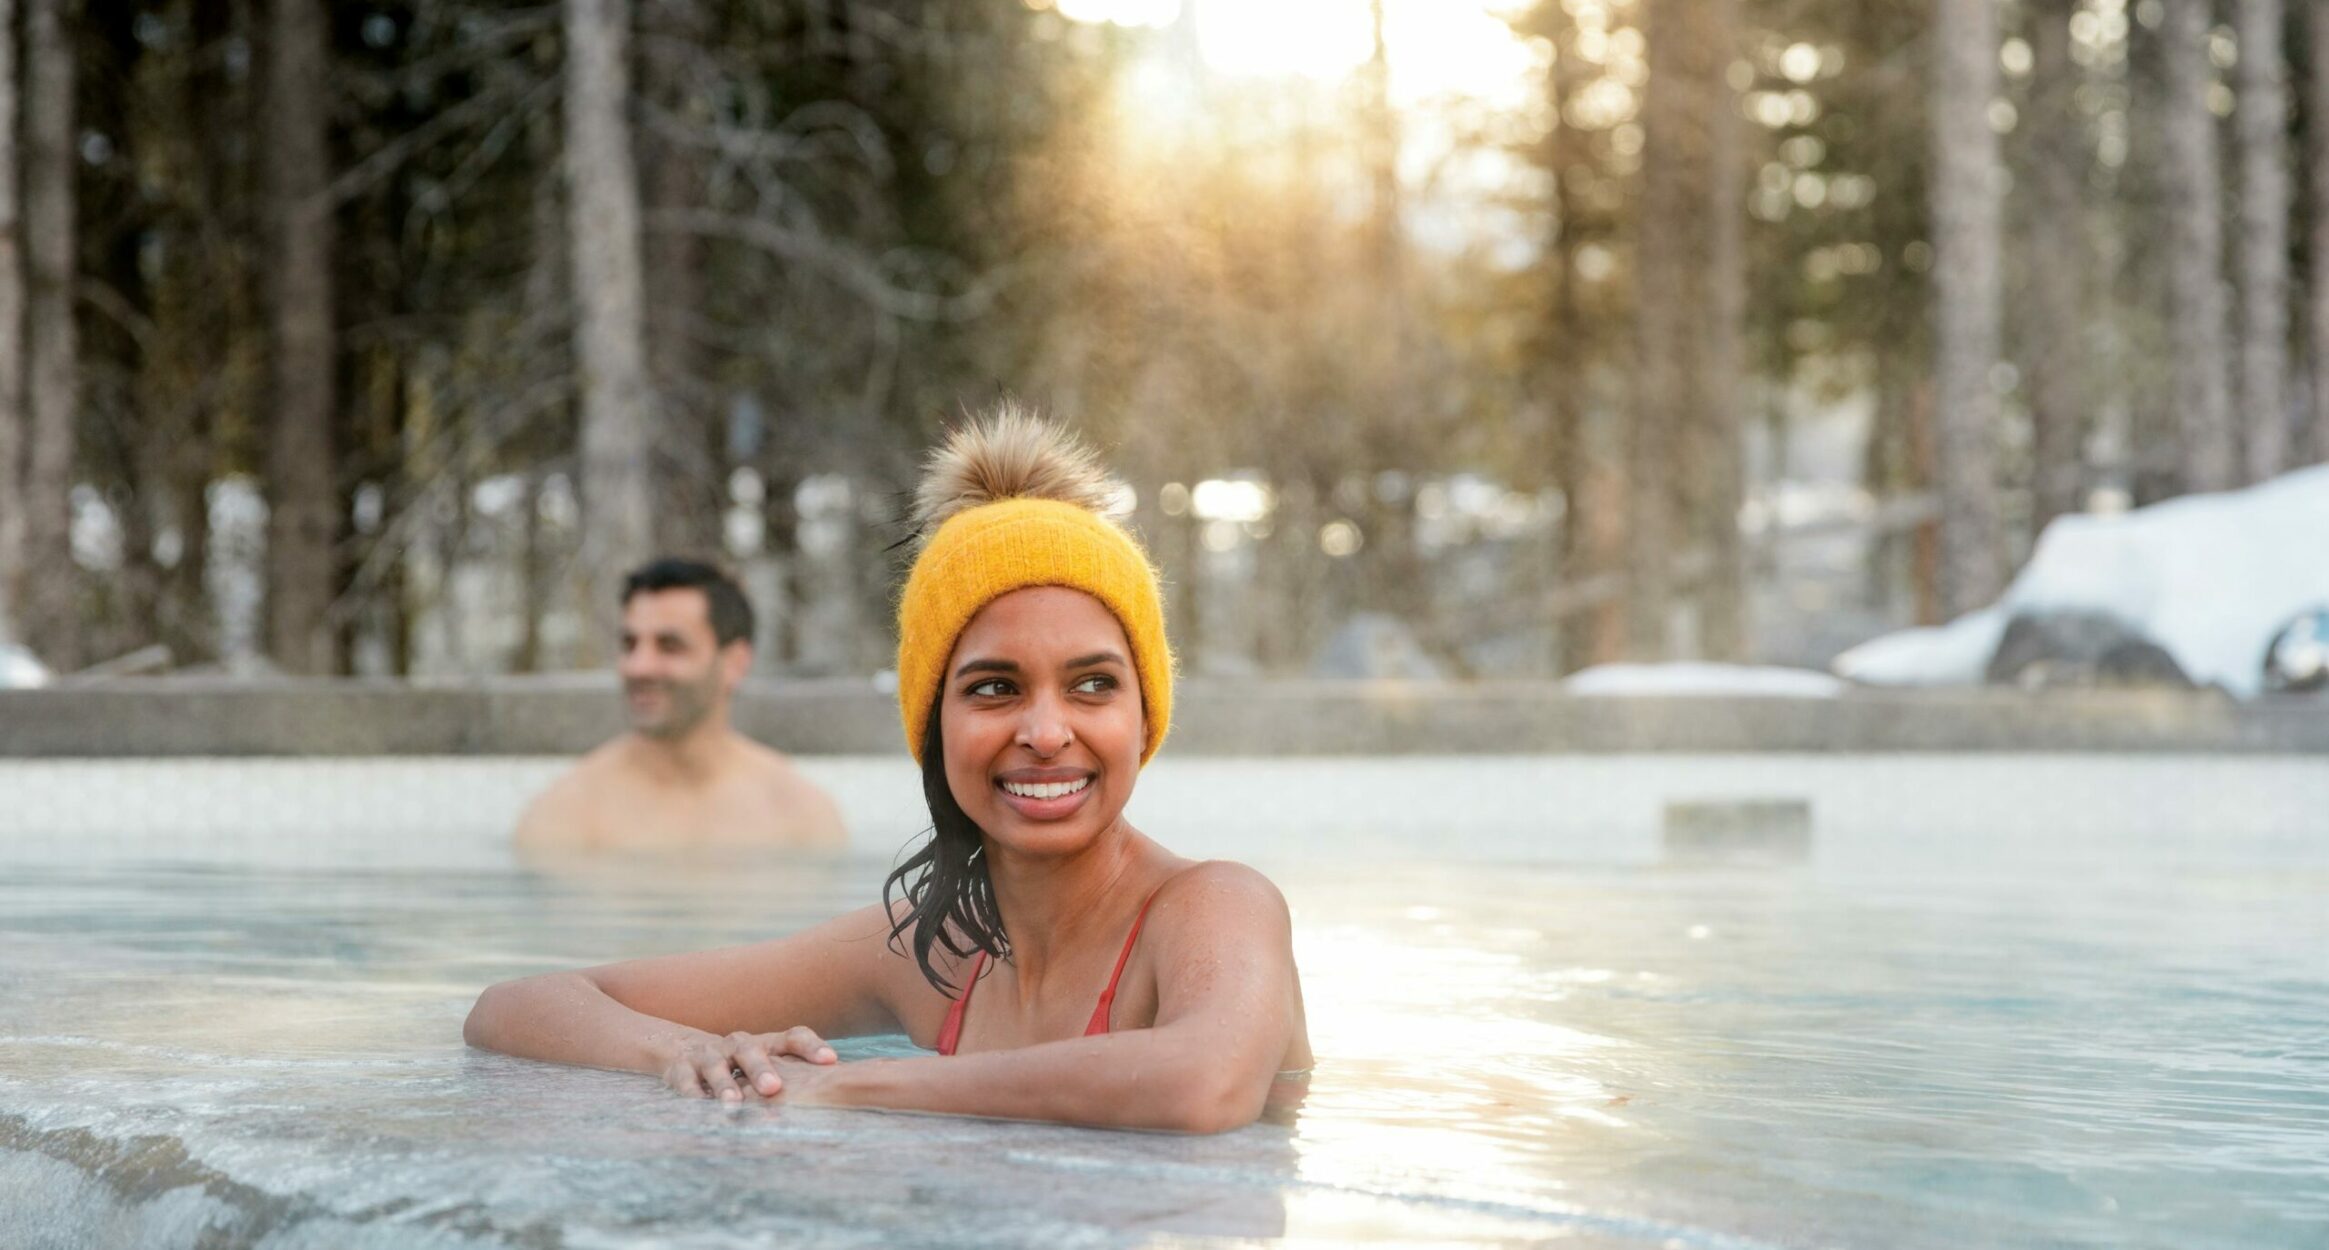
left=1072, top=674, right=1117, bottom=694
left=966, top=678, right=1014, bottom=698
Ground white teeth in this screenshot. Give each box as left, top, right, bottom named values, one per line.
left=1002, top=777, right=1090, bottom=800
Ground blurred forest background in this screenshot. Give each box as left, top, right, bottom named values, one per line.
left=0, top=0, right=2323, bottom=681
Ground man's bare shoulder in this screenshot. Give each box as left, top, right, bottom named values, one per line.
left=730, top=738, right=849, bottom=848
left=512, top=739, right=634, bottom=850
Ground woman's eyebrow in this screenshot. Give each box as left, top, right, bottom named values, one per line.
left=954, top=657, right=1020, bottom=678
left=1066, top=651, right=1127, bottom=669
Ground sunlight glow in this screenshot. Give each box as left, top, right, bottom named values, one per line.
left=1380, top=1, right=1540, bottom=110
left=1055, top=0, right=1538, bottom=111
left=1192, top=478, right=1274, bottom=524
left=1052, top=0, right=1179, bottom=27
left=1195, top=0, right=1372, bottom=81
left=1285, top=919, right=1629, bottom=1229
left=1068, top=0, right=1546, bottom=266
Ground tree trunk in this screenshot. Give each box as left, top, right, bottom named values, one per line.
left=2165, top=0, right=2239, bottom=491
left=759, top=468, right=802, bottom=668
left=1353, top=0, right=1427, bottom=638
left=2236, top=0, right=2291, bottom=481
left=264, top=0, right=341, bottom=673
left=2312, top=0, right=2329, bottom=463
left=2025, top=0, right=2089, bottom=532
left=21, top=0, right=78, bottom=667
left=1363, top=0, right=1402, bottom=285
left=1864, top=345, right=1933, bottom=619
left=0, top=0, right=21, bottom=643
left=566, top=0, right=655, bottom=649
left=2123, top=11, right=2182, bottom=505
left=1910, top=380, right=1942, bottom=623
left=1928, top=0, right=2007, bottom=614
left=519, top=108, right=574, bottom=670
left=1694, top=0, right=1745, bottom=661
left=1628, top=0, right=1692, bottom=657
left=1541, top=3, right=1625, bottom=673
left=641, top=0, right=718, bottom=556
left=515, top=469, right=547, bottom=673
left=1633, top=0, right=1744, bottom=657
left=1570, top=395, right=1631, bottom=666
left=1548, top=228, right=1624, bottom=669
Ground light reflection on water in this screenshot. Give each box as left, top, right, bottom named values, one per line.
left=0, top=822, right=2324, bottom=1248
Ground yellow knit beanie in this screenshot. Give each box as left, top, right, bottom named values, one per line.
left=895, top=409, right=1173, bottom=765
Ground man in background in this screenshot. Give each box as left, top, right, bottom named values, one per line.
left=514, top=559, right=847, bottom=852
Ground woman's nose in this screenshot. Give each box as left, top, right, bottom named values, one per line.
left=1015, top=693, right=1075, bottom=755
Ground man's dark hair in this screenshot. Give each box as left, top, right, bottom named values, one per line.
left=620, top=558, right=755, bottom=648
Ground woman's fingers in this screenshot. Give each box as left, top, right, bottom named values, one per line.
left=662, top=1056, right=705, bottom=1098
left=699, top=1053, right=746, bottom=1102
left=729, top=1034, right=784, bottom=1096
left=674, top=1038, right=745, bottom=1102
left=663, top=1031, right=833, bottom=1101
left=779, top=1026, right=838, bottom=1065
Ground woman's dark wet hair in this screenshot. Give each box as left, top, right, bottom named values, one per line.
left=883, top=703, right=1008, bottom=994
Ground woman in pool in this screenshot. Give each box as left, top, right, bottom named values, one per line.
left=465, top=407, right=1311, bottom=1132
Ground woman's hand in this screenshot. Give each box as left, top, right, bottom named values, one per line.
left=759, top=1054, right=846, bottom=1106
left=660, top=1027, right=837, bottom=1101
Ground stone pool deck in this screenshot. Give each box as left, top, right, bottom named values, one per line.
left=0, top=678, right=2323, bottom=756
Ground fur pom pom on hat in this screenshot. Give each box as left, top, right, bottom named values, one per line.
left=895, top=405, right=1173, bottom=765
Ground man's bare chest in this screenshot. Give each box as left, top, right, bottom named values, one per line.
left=583, top=776, right=771, bottom=847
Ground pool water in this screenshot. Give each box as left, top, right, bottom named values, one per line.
left=2, top=756, right=2326, bottom=1248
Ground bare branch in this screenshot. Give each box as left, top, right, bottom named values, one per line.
left=328, top=367, right=576, bottom=624
left=75, top=281, right=158, bottom=355
left=638, top=97, right=896, bottom=183
left=645, top=206, right=1005, bottom=322
left=403, top=77, right=561, bottom=235
left=325, top=72, right=548, bottom=209
left=342, top=7, right=560, bottom=110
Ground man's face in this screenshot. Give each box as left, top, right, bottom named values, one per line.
left=616, top=589, right=745, bottom=739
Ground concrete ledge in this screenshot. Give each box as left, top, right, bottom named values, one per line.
left=1, top=678, right=2325, bottom=756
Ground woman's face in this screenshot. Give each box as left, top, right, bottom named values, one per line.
left=940, top=586, right=1146, bottom=859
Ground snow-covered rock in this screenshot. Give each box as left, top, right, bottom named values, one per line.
left=1832, top=608, right=2007, bottom=688
left=1984, top=610, right=2195, bottom=688
left=1835, top=464, right=2329, bottom=697
left=1562, top=661, right=1846, bottom=698
left=0, top=643, right=50, bottom=690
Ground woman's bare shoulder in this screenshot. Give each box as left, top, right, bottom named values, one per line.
left=1152, top=860, right=1292, bottom=928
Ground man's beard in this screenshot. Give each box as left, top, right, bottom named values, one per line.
left=625, top=672, right=718, bottom=739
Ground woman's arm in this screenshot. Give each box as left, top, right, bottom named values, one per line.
left=463, top=902, right=915, bottom=1077
left=792, top=863, right=1302, bottom=1133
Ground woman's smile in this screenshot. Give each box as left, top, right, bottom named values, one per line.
left=996, top=768, right=1096, bottom=818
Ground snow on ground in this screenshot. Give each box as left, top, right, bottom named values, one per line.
left=1836, top=464, right=2329, bottom=697
left=1562, top=661, right=1846, bottom=698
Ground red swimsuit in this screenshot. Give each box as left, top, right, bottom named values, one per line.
left=933, top=890, right=1159, bottom=1055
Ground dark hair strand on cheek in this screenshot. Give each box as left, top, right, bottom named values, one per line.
left=882, top=701, right=1009, bottom=994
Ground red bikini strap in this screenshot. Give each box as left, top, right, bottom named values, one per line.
left=1084, top=889, right=1163, bottom=1036
left=934, top=949, right=988, bottom=1056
